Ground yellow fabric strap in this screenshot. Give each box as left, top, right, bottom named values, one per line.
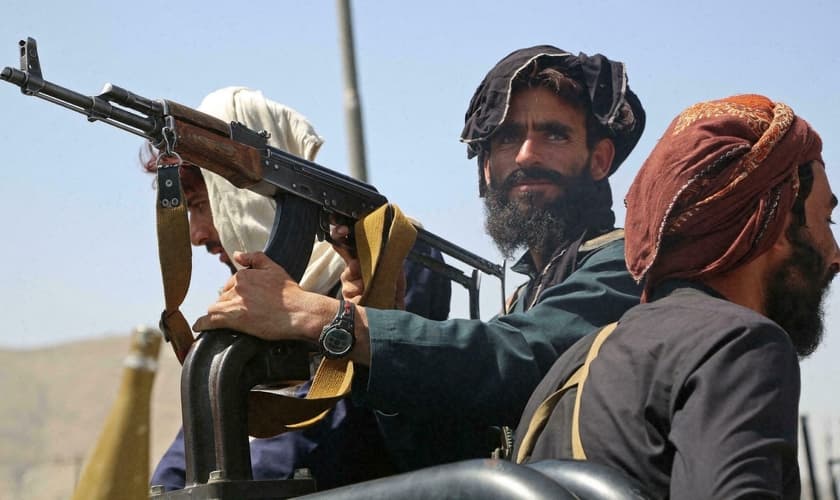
left=155, top=167, right=194, bottom=364
left=355, top=203, right=418, bottom=306
left=248, top=203, right=417, bottom=437
left=571, top=321, right=617, bottom=459
left=515, top=368, right=584, bottom=464
left=514, top=322, right=618, bottom=464
left=153, top=162, right=414, bottom=434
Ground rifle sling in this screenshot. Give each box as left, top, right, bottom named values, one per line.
left=156, top=166, right=194, bottom=364
left=154, top=172, right=416, bottom=435
left=515, top=321, right=618, bottom=464
left=248, top=203, right=417, bottom=437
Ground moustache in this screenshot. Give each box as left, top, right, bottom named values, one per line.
left=501, top=168, right=569, bottom=191
left=205, top=241, right=225, bottom=255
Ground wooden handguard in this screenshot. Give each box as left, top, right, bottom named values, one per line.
left=165, top=101, right=264, bottom=189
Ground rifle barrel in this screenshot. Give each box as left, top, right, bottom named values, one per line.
left=1, top=66, right=160, bottom=139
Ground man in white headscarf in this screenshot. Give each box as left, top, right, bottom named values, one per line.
left=198, top=86, right=343, bottom=293
left=148, top=87, right=451, bottom=491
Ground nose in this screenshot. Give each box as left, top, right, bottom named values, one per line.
left=189, top=211, right=213, bottom=246
left=829, top=238, right=840, bottom=277
left=515, top=135, right=542, bottom=168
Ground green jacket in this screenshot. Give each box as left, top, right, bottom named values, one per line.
left=352, top=235, right=641, bottom=470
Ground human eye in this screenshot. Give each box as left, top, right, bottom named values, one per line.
left=491, top=124, right=522, bottom=147
left=543, top=124, right=570, bottom=142
left=497, top=134, right=515, bottom=145
left=188, top=199, right=208, bottom=213
left=494, top=130, right=517, bottom=145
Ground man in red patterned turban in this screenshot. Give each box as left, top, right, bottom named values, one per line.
left=625, top=94, right=836, bottom=355
left=514, top=94, right=840, bottom=499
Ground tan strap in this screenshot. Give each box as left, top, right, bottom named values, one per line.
left=514, top=322, right=618, bottom=463
left=248, top=355, right=357, bottom=436
left=571, top=321, right=617, bottom=459
left=504, top=282, right=529, bottom=314
left=355, top=203, right=418, bottom=306
left=153, top=158, right=414, bottom=434
left=247, top=203, right=416, bottom=437
left=155, top=165, right=194, bottom=363
left=578, top=228, right=625, bottom=252
left=515, top=368, right=584, bottom=464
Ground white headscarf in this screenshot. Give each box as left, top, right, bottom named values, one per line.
left=197, top=87, right=344, bottom=295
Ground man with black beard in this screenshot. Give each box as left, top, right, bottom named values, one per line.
left=466, top=53, right=643, bottom=313
left=192, top=46, right=646, bottom=471
left=765, top=166, right=835, bottom=355
left=484, top=168, right=597, bottom=258
left=514, top=94, right=840, bottom=499
left=484, top=165, right=612, bottom=312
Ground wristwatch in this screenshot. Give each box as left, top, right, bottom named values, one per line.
left=319, top=298, right=356, bottom=359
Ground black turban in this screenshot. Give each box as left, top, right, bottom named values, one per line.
left=460, top=45, right=646, bottom=195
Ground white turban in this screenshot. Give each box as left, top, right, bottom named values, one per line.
left=197, top=86, right=344, bottom=295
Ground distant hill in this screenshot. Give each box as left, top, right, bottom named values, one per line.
left=0, top=333, right=183, bottom=499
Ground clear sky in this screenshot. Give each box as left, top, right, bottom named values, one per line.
left=2, top=0, right=839, bottom=474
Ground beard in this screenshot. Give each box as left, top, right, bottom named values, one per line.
left=764, top=224, right=834, bottom=357
left=205, top=240, right=237, bottom=275
left=483, top=161, right=601, bottom=260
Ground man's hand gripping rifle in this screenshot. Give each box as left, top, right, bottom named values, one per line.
left=2, top=37, right=504, bottom=327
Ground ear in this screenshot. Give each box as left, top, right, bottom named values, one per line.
left=761, top=212, right=795, bottom=272
left=770, top=213, right=794, bottom=254
left=589, top=138, right=616, bottom=182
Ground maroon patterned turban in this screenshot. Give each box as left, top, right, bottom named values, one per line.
left=624, top=94, right=823, bottom=301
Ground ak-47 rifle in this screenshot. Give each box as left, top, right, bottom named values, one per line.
left=2, top=37, right=506, bottom=494
left=1, top=37, right=504, bottom=319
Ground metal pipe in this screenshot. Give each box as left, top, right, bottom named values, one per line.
left=336, top=0, right=368, bottom=182
left=803, top=415, right=822, bottom=500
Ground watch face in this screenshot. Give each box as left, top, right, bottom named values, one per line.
left=322, top=327, right=354, bottom=357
